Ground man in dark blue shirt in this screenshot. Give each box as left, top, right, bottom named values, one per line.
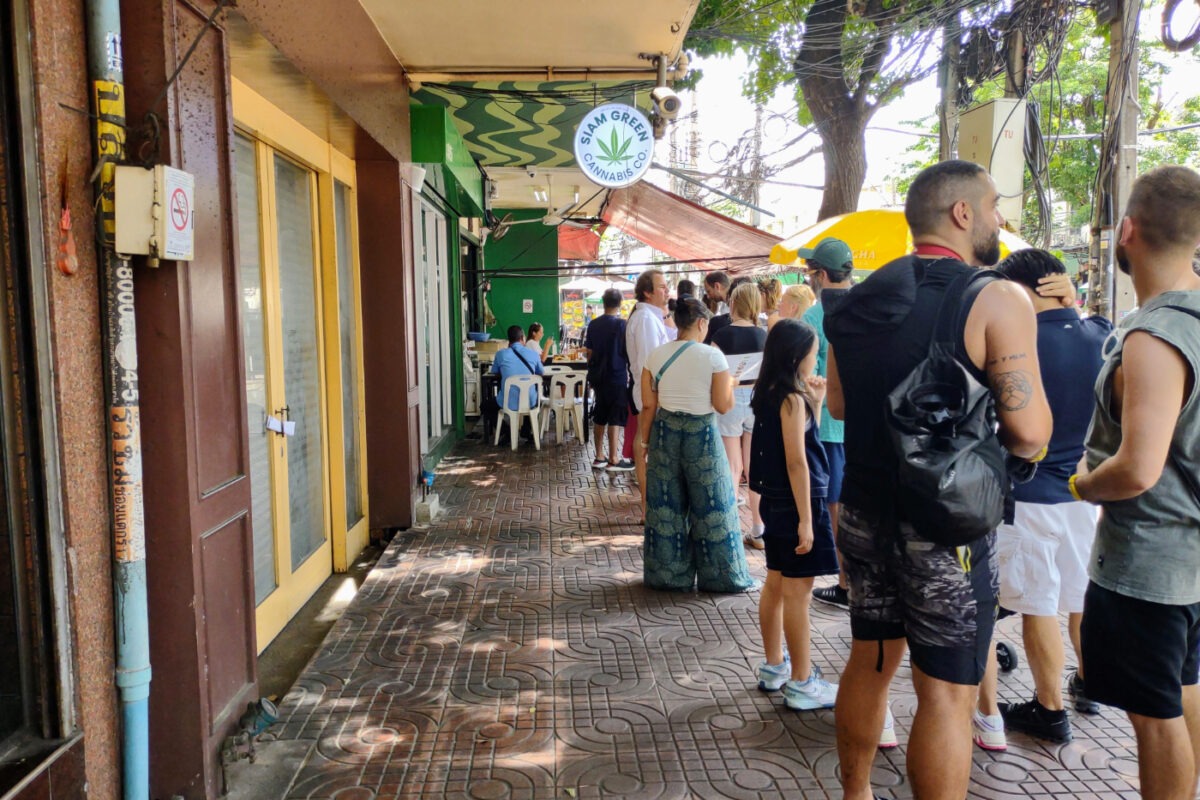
left=584, top=289, right=632, bottom=471
left=974, top=250, right=1112, bottom=749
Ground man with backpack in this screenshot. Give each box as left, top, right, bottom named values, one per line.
left=1072, top=165, right=1200, bottom=800
left=825, top=160, right=1052, bottom=800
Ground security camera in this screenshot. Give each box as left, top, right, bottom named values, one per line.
left=651, top=86, right=681, bottom=120
left=525, top=166, right=537, bottom=179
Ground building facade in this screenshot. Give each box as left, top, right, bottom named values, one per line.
left=0, top=1, right=694, bottom=797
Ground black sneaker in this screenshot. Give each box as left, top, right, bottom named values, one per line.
left=998, top=697, right=1072, bottom=743
left=606, top=459, right=635, bottom=472
left=1067, top=670, right=1101, bottom=715
left=812, top=584, right=850, bottom=610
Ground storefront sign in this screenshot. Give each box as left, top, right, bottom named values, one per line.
left=574, top=103, right=654, bottom=188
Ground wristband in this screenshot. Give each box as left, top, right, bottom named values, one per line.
left=1068, top=473, right=1082, bottom=501
left=1028, top=444, right=1049, bottom=464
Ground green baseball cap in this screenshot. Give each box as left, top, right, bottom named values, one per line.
left=797, top=237, right=853, bottom=274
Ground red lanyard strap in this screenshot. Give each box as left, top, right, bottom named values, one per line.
left=914, top=244, right=964, bottom=261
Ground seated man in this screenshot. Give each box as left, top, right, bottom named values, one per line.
left=492, top=324, right=544, bottom=413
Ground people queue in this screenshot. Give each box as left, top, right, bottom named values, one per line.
left=575, top=161, right=1200, bottom=800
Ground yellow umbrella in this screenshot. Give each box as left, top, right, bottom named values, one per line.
left=770, top=209, right=1033, bottom=271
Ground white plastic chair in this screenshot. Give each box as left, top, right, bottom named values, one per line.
left=542, top=364, right=573, bottom=379
left=543, top=373, right=586, bottom=444
left=494, top=374, right=542, bottom=450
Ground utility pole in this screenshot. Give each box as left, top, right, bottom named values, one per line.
left=938, top=15, right=961, bottom=161
left=1004, top=27, right=1026, bottom=98
left=1090, top=0, right=1140, bottom=320
left=750, top=102, right=764, bottom=227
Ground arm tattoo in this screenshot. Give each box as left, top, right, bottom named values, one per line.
left=986, top=352, right=1028, bottom=368
left=991, top=369, right=1034, bottom=411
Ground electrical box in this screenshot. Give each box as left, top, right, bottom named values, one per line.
left=957, top=98, right=1027, bottom=231
left=114, top=165, right=195, bottom=262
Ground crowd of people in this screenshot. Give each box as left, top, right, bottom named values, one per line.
left=577, top=160, right=1200, bottom=800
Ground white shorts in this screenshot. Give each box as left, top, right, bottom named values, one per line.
left=717, top=386, right=754, bottom=438
left=996, top=500, right=1098, bottom=616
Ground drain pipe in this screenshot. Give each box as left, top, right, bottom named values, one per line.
left=85, top=2, right=151, bottom=799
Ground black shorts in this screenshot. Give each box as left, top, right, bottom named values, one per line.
left=1081, top=582, right=1200, bottom=719
left=591, top=382, right=628, bottom=426
left=838, top=503, right=998, bottom=685
left=761, top=496, right=838, bottom=579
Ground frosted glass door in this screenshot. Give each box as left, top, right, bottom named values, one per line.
left=274, top=156, right=327, bottom=570
left=234, top=135, right=277, bottom=606
left=334, top=181, right=363, bottom=529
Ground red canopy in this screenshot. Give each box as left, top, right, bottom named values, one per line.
left=602, top=182, right=781, bottom=274
left=557, top=225, right=604, bottom=261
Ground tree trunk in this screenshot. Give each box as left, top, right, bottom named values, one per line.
left=795, top=0, right=873, bottom=221
left=814, top=113, right=868, bottom=221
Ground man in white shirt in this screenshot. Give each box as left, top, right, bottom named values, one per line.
left=624, top=270, right=675, bottom=515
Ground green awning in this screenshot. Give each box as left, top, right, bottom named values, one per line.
left=410, top=105, right=485, bottom=217
left=411, top=81, right=653, bottom=168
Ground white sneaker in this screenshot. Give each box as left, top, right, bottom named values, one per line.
left=782, top=674, right=838, bottom=710
left=973, top=710, right=1007, bottom=751
left=756, top=658, right=790, bottom=692
left=878, top=705, right=898, bottom=749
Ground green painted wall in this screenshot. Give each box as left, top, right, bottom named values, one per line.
left=411, top=104, right=485, bottom=217
left=483, top=209, right=559, bottom=342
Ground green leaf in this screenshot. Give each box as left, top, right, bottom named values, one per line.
left=613, top=135, right=632, bottom=160
left=596, top=134, right=615, bottom=160
left=610, top=129, right=621, bottom=161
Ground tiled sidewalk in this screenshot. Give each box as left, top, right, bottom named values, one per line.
left=261, top=436, right=1142, bottom=799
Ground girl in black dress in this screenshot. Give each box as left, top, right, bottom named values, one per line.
left=748, top=319, right=839, bottom=710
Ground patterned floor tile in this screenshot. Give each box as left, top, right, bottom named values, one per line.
left=255, top=435, right=1145, bottom=800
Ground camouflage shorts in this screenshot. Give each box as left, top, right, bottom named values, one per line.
left=837, top=503, right=998, bottom=685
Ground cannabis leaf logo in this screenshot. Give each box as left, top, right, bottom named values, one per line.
left=595, top=127, right=634, bottom=166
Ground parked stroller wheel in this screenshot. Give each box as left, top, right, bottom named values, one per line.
left=996, top=641, right=1018, bottom=673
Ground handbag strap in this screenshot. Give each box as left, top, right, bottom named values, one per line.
left=511, top=345, right=538, bottom=374
left=652, top=341, right=696, bottom=391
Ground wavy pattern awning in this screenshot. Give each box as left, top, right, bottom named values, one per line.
left=410, top=82, right=651, bottom=168
left=602, top=182, right=781, bottom=275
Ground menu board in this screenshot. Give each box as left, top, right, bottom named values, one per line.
left=560, top=289, right=636, bottom=342
left=561, top=290, right=587, bottom=330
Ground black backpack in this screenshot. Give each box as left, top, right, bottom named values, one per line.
left=886, top=268, right=1007, bottom=547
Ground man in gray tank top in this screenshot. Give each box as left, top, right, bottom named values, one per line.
left=1071, top=165, right=1200, bottom=800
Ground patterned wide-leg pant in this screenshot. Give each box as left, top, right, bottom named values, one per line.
left=643, top=409, right=754, bottom=593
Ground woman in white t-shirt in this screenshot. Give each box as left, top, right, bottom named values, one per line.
left=636, top=297, right=755, bottom=593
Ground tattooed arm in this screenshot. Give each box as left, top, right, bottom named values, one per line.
left=970, top=280, right=1053, bottom=459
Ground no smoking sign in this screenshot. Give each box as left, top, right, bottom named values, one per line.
left=170, top=187, right=190, bottom=231
left=162, top=168, right=194, bottom=260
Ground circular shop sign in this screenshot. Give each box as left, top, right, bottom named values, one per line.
left=574, top=103, right=654, bottom=188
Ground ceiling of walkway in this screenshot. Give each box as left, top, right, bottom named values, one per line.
left=359, top=0, right=699, bottom=75
left=368, top=1, right=699, bottom=213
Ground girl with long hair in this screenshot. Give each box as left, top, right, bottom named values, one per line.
left=748, top=318, right=838, bottom=708
left=747, top=319, right=897, bottom=743
left=709, top=282, right=767, bottom=548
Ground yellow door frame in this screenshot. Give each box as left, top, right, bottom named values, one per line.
left=320, top=154, right=370, bottom=569
left=234, top=78, right=369, bottom=650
